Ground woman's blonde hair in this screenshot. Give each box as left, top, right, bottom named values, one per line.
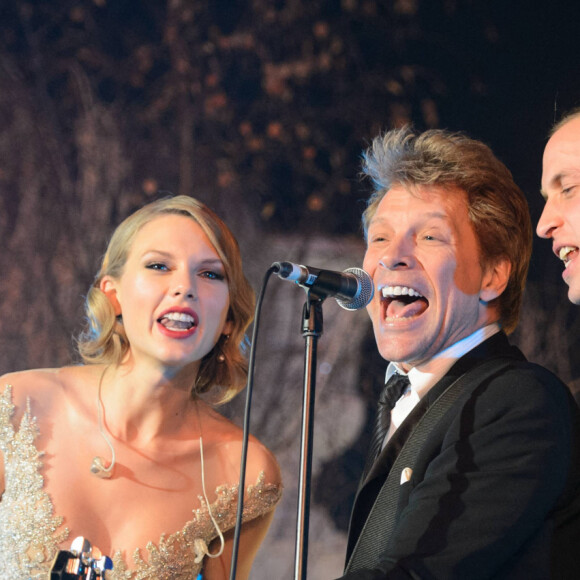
left=77, top=195, right=255, bottom=403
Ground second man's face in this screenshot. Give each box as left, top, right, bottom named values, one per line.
left=363, top=184, right=502, bottom=371
left=538, top=117, right=580, bottom=304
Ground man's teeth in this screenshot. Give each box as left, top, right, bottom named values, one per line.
left=381, top=285, right=423, bottom=298
left=559, top=246, right=577, bottom=267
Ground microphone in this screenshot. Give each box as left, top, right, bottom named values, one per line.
left=272, top=261, right=374, bottom=310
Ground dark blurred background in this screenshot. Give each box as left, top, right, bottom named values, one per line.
left=1, top=1, right=579, bottom=577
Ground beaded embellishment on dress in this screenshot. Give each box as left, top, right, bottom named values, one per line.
left=0, top=386, right=69, bottom=580
left=0, top=385, right=282, bottom=580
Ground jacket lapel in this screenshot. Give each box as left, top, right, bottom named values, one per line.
left=345, top=332, right=525, bottom=563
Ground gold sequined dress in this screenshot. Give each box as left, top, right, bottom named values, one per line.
left=0, top=386, right=282, bottom=580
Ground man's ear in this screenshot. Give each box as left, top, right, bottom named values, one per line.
left=480, top=257, right=511, bottom=303
left=100, top=276, right=122, bottom=316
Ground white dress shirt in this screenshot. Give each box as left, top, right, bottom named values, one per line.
left=383, top=323, right=501, bottom=444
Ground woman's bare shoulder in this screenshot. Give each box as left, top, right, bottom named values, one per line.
left=0, top=365, right=99, bottom=406
left=201, top=404, right=282, bottom=487
left=246, top=432, right=281, bottom=487
left=1, top=368, right=61, bottom=395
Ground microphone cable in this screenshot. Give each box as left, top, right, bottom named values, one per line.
left=229, top=263, right=280, bottom=580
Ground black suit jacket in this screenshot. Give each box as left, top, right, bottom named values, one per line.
left=339, top=332, right=580, bottom=579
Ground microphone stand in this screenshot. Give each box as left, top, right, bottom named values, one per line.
left=294, top=291, right=324, bottom=580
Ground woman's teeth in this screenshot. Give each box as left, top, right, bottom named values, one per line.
left=159, top=312, right=196, bottom=330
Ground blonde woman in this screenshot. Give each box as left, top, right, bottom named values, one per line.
left=0, top=195, right=282, bottom=579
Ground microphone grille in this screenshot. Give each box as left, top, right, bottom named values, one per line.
left=336, top=267, right=375, bottom=311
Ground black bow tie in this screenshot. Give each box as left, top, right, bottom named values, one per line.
left=366, top=373, right=411, bottom=468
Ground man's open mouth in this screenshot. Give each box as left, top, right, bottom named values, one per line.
left=559, top=246, right=579, bottom=268
left=380, top=285, right=429, bottom=320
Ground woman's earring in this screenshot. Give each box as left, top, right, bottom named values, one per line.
left=217, top=334, right=229, bottom=362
